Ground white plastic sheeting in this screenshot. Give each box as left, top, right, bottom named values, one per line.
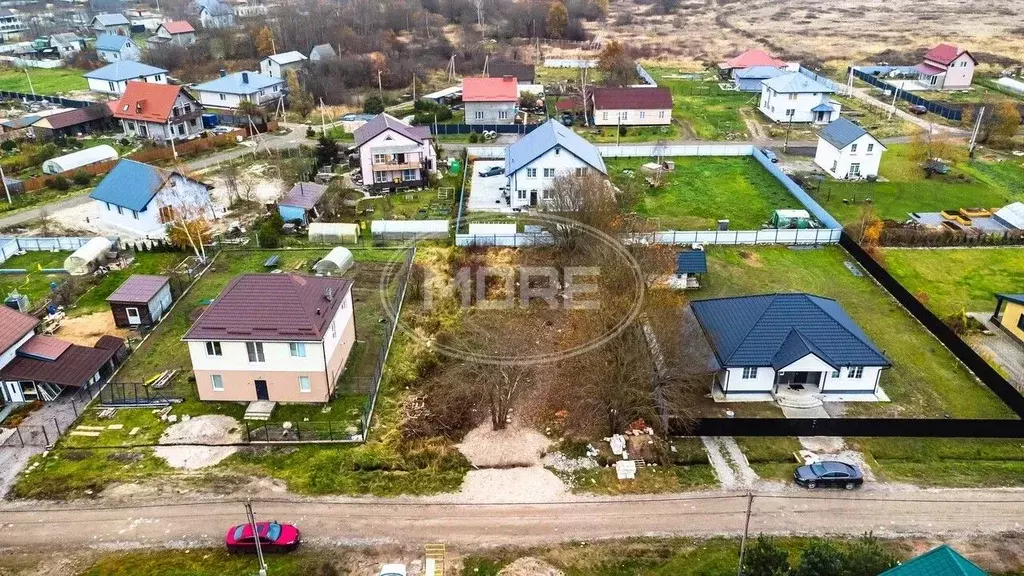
left=313, top=246, right=354, bottom=276
left=64, top=237, right=113, bottom=276
left=42, top=145, right=118, bottom=175
left=308, top=222, right=359, bottom=244
left=371, top=219, right=449, bottom=239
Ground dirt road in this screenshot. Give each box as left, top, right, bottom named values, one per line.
left=2, top=490, right=1022, bottom=550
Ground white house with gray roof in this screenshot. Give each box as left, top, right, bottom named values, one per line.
left=259, top=51, right=307, bottom=79
left=83, top=61, right=168, bottom=95
left=504, top=119, right=606, bottom=210
left=90, top=13, right=131, bottom=36
left=814, top=118, right=886, bottom=179
left=758, top=72, right=841, bottom=124
left=192, top=70, right=284, bottom=110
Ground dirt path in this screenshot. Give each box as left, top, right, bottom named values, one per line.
left=701, top=436, right=758, bottom=489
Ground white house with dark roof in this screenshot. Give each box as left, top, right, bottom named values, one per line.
left=192, top=70, right=284, bottom=110
left=353, top=113, right=437, bottom=192
left=259, top=51, right=307, bottom=79
left=814, top=117, right=886, bottom=179
left=591, top=87, right=672, bottom=126
left=916, top=44, right=976, bottom=90
left=94, top=33, right=140, bottom=63
left=758, top=72, right=841, bottom=124
left=504, top=119, right=607, bottom=209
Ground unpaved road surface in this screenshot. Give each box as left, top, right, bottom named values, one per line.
left=2, top=490, right=1023, bottom=550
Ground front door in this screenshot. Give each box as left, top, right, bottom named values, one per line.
left=530, top=191, right=538, bottom=206
left=125, top=307, right=141, bottom=325
left=254, top=380, right=269, bottom=401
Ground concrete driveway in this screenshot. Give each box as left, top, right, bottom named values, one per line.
left=468, top=160, right=513, bottom=213
left=968, top=313, right=1024, bottom=390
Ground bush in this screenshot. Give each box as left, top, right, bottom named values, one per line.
left=743, top=535, right=790, bottom=576
left=256, top=212, right=284, bottom=248
left=363, top=94, right=385, bottom=114
left=468, top=131, right=480, bottom=143
left=618, top=125, right=628, bottom=136
left=0, top=140, right=17, bottom=152
left=72, top=171, right=91, bottom=186
left=119, top=138, right=130, bottom=147
left=306, top=126, right=317, bottom=138
left=793, top=540, right=844, bottom=576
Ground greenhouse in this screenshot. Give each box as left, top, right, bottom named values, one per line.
left=64, top=237, right=113, bottom=276
left=313, top=246, right=354, bottom=276
left=41, top=145, right=118, bottom=175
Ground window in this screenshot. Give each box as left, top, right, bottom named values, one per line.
left=543, top=168, right=555, bottom=178
left=1017, top=314, right=1024, bottom=331
left=131, top=210, right=138, bottom=220
left=658, top=110, right=666, bottom=119
left=498, top=110, right=508, bottom=120
left=741, top=367, right=757, bottom=379
left=298, top=376, right=311, bottom=393
left=831, top=369, right=841, bottom=378
left=526, top=168, right=537, bottom=178
left=831, top=160, right=838, bottom=172
left=848, top=366, right=864, bottom=379
left=206, top=341, right=222, bottom=356
left=850, top=143, right=858, bottom=153
left=639, top=111, right=646, bottom=119
left=108, top=81, right=116, bottom=91
left=542, top=189, right=550, bottom=199
left=374, top=171, right=388, bottom=183
left=116, top=206, right=123, bottom=215
left=289, top=343, right=306, bottom=358
left=211, top=375, right=224, bottom=392
left=246, top=342, right=265, bottom=363
left=788, top=93, right=797, bottom=100
left=219, top=93, right=226, bottom=101
left=154, top=74, right=162, bottom=81
left=602, top=111, right=608, bottom=121
left=474, top=110, right=484, bottom=120
left=867, top=143, right=874, bottom=153
left=619, top=111, right=628, bottom=121
left=259, top=89, right=265, bottom=96
left=850, top=163, right=861, bottom=176
left=105, top=202, right=111, bottom=211
left=402, top=169, right=417, bottom=181
left=373, top=153, right=386, bottom=164
left=330, top=321, right=336, bottom=339
left=785, top=109, right=795, bottom=117
left=574, top=167, right=586, bottom=177
left=517, top=189, right=526, bottom=200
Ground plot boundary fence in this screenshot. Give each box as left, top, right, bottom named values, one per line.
left=674, top=417, right=1024, bottom=437
left=849, top=67, right=963, bottom=121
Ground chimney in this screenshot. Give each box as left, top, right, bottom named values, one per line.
left=136, top=99, right=144, bottom=113
left=219, top=68, right=227, bottom=78
left=241, top=72, right=249, bottom=84
left=324, top=287, right=333, bottom=302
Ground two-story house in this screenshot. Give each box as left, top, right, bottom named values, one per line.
left=183, top=274, right=356, bottom=404
left=89, top=13, right=131, bottom=36
left=259, top=51, right=307, bottom=79
left=0, top=9, right=28, bottom=42
left=83, top=61, right=168, bottom=95
left=758, top=72, right=841, bottom=124
left=915, top=44, right=977, bottom=90
left=110, top=81, right=204, bottom=143
left=192, top=70, right=285, bottom=111
left=194, top=0, right=236, bottom=28
left=149, top=21, right=197, bottom=46
left=591, top=87, right=673, bottom=126
left=95, top=33, right=141, bottom=63
left=504, top=118, right=607, bottom=209
left=89, top=159, right=215, bottom=237
left=353, top=113, right=437, bottom=192
left=463, top=76, right=519, bottom=125
left=814, top=117, right=887, bottom=179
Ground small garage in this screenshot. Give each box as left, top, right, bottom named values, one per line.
left=106, top=274, right=173, bottom=328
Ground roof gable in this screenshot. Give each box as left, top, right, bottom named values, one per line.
left=762, top=72, right=833, bottom=94
left=110, top=81, right=193, bottom=122
left=161, top=20, right=195, bottom=34
left=924, top=44, right=975, bottom=66
left=462, top=77, right=518, bottom=102
left=504, top=119, right=607, bottom=176
left=94, top=33, right=131, bottom=51
left=819, top=117, right=884, bottom=151
left=353, top=113, right=430, bottom=147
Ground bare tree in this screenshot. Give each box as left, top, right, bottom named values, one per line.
left=543, top=172, right=619, bottom=247
left=162, top=178, right=216, bottom=261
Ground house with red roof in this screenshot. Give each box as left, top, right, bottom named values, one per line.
left=182, top=274, right=356, bottom=404
left=915, top=44, right=976, bottom=90
left=110, top=81, right=203, bottom=143
left=590, top=87, right=672, bottom=126
left=150, top=20, right=197, bottom=46
left=462, top=76, right=519, bottom=125
left=718, top=49, right=789, bottom=78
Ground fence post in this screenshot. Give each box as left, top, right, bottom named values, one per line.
left=53, top=417, right=60, bottom=436
left=327, top=420, right=333, bottom=441
left=244, top=420, right=250, bottom=442
left=41, top=425, right=49, bottom=446
left=16, top=427, right=24, bottom=447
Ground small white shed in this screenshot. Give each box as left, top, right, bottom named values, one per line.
left=64, top=237, right=113, bottom=276
left=313, top=246, right=354, bottom=276
left=42, top=145, right=118, bottom=175
left=308, top=222, right=360, bottom=244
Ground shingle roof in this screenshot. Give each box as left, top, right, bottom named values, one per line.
left=110, top=81, right=190, bottom=123
left=280, top=182, right=328, bottom=210
left=734, top=65, right=786, bottom=80
left=762, top=72, right=833, bottom=94
left=0, top=339, right=121, bottom=387
left=675, top=251, right=707, bottom=275
left=462, top=77, right=518, bottom=102
left=161, top=20, right=195, bottom=34
left=880, top=545, right=988, bottom=576
left=0, top=306, right=39, bottom=353
left=83, top=60, right=167, bottom=81
left=265, top=51, right=307, bottom=65
left=915, top=62, right=946, bottom=76
left=89, top=159, right=207, bottom=211
left=94, top=33, right=131, bottom=52
left=721, top=49, right=786, bottom=70
left=487, top=61, right=535, bottom=83
left=689, top=293, right=890, bottom=369
left=818, top=117, right=883, bottom=150
left=193, top=71, right=283, bottom=95
left=592, top=87, right=673, bottom=111
left=182, top=274, right=354, bottom=342
left=107, top=274, right=170, bottom=304
left=353, top=113, right=430, bottom=147
left=505, top=119, right=607, bottom=176
left=92, top=13, right=130, bottom=26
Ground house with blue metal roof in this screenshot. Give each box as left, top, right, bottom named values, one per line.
left=94, top=33, right=140, bottom=63
left=83, top=61, right=168, bottom=95
left=192, top=70, right=285, bottom=111
left=758, top=72, right=841, bottom=124
left=814, top=117, right=886, bottom=179
left=690, top=293, right=890, bottom=400
left=90, top=159, right=214, bottom=237
left=733, top=65, right=786, bottom=92
left=504, top=119, right=607, bottom=209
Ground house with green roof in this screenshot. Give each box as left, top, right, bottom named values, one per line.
left=881, top=544, right=988, bottom=576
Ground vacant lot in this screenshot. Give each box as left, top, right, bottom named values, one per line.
left=0, top=67, right=89, bottom=95
left=647, top=68, right=751, bottom=140
left=884, top=247, right=1024, bottom=317
left=851, top=437, right=1024, bottom=488
left=607, top=156, right=802, bottom=230
left=811, top=145, right=1024, bottom=224
left=696, top=246, right=1014, bottom=418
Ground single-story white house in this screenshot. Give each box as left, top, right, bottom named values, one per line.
left=758, top=72, right=841, bottom=124
left=504, top=119, right=607, bottom=210
left=690, top=293, right=890, bottom=402
left=192, top=70, right=285, bottom=110
left=814, top=117, right=886, bottom=179
left=591, top=87, right=673, bottom=126
left=83, top=61, right=168, bottom=95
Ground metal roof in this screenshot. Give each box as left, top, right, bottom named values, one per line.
left=89, top=159, right=208, bottom=212
left=818, top=117, right=881, bottom=150
left=17, top=335, right=72, bottom=360
left=193, top=71, right=283, bottom=95
left=161, top=20, right=195, bottom=34
left=993, top=202, right=1024, bottom=230
left=92, top=13, right=130, bottom=26
left=923, top=44, right=977, bottom=66
left=675, top=251, right=707, bottom=275
left=762, top=72, right=833, bottom=94
left=110, top=82, right=192, bottom=123
left=32, top=105, right=111, bottom=130
left=504, top=119, right=607, bottom=177
left=880, top=545, right=988, bottom=576
left=462, top=77, right=518, bottom=102
left=94, top=33, right=131, bottom=51
left=720, top=49, right=786, bottom=70
left=487, top=61, right=535, bottom=83
left=107, top=274, right=170, bottom=304
left=0, top=339, right=121, bottom=387
left=0, top=306, right=39, bottom=354
left=84, top=60, right=167, bottom=81
left=689, top=293, right=890, bottom=369
left=591, top=87, right=673, bottom=110
left=280, top=182, right=328, bottom=210
left=734, top=65, right=786, bottom=79
left=995, top=294, right=1024, bottom=306
left=265, top=51, right=307, bottom=65
left=353, top=113, right=430, bottom=147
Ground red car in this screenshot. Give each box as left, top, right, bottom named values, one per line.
left=225, top=522, right=301, bottom=554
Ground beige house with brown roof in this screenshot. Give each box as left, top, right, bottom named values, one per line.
left=182, top=274, right=356, bottom=403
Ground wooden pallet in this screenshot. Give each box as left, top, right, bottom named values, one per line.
left=424, top=543, right=445, bottom=576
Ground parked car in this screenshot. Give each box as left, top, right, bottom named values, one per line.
left=909, top=104, right=928, bottom=115
left=793, top=461, right=863, bottom=489
left=478, top=166, right=504, bottom=177
left=225, top=522, right=301, bottom=553
left=379, top=564, right=408, bottom=576
left=761, top=148, right=778, bottom=163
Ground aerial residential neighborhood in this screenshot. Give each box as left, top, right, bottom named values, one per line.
left=0, top=0, right=1022, bottom=574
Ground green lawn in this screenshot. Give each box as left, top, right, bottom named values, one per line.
left=0, top=67, right=89, bottom=95
left=0, top=250, right=69, bottom=307
left=699, top=246, right=1015, bottom=418
left=811, top=144, right=1024, bottom=224
left=883, top=247, right=1024, bottom=316
left=71, top=252, right=185, bottom=316
left=576, top=123, right=681, bottom=144
left=851, top=437, right=1024, bottom=488
left=647, top=67, right=752, bottom=139
left=79, top=549, right=315, bottom=576
left=607, top=156, right=802, bottom=230
left=733, top=436, right=802, bottom=481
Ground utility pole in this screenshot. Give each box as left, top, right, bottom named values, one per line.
left=969, top=106, right=985, bottom=155
left=412, top=75, right=416, bottom=102
left=783, top=116, right=793, bottom=152
left=0, top=163, right=11, bottom=205
left=244, top=499, right=268, bottom=576
left=319, top=98, right=327, bottom=136
left=736, top=492, right=754, bottom=576
left=377, top=70, right=383, bottom=100
left=167, top=122, right=178, bottom=160
left=887, top=87, right=898, bottom=121
left=24, top=68, right=35, bottom=96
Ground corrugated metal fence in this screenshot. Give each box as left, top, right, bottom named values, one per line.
left=849, top=67, right=963, bottom=121
left=0, top=90, right=92, bottom=109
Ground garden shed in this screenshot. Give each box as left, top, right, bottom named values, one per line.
left=41, top=145, right=118, bottom=175
left=308, top=222, right=360, bottom=244
left=313, top=246, right=354, bottom=276
left=64, top=237, right=113, bottom=276
left=106, top=274, right=173, bottom=328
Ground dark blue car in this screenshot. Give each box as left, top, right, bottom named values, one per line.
left=793, top=461, right=863, bottom=490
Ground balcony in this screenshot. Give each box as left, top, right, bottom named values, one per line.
left=372, top=160, right=423, bottom=171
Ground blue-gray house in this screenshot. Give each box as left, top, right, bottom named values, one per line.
left=734, top=65, right=786, bottom=92
left=278, top=182, right=328, bottom=225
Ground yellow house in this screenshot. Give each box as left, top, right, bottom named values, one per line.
left=993, top=294, right=1024, bottom=344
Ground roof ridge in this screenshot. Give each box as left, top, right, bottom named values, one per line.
left=803, top=294, right=879, bottom=354
left=719, top=293, right=776, bottom=364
